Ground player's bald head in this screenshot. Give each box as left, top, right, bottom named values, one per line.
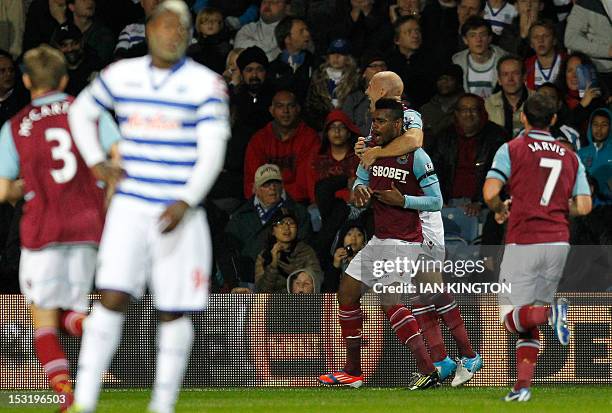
left=372, top=71, right=404, bottom=98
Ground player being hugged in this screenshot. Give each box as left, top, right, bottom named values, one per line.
left=66, top=1, right=230, bottom=413
left=483, top=93, right=592, bottom=402
left=318, top=98, right=443, bottom=390
left=0, top=45, right=120, bottom=412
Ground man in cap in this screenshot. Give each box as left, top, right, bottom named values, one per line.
left=222, top=164, right=311, bottom=290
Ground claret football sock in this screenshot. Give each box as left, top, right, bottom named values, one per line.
left=434, top=293, right=476, bottom=358
left=412, top=304, right=447, bottom=362
left=515, top=327, right=540, bottom=390
left=60, top=310, right=86, bottom=337
left=504, top=306, right=550, bottom=333
left=149, top=317, right=194, bottom=413
left=34, top=327, right=72, bottom=395
left=74, top=303, right=125, bottom=411
left=339, top=304, right=363, bottom=376
left=386, top=305, right=435, bottom=375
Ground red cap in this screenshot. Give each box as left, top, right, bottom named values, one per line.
left=324, top=110, right=361, bottom=135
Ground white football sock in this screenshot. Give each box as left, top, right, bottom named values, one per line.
left=74, top=303, right=125, bottom=411
left=149, top=317, right=193, bottom=413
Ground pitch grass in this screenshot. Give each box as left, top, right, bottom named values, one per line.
left=1, top=387, right=611, bottom=413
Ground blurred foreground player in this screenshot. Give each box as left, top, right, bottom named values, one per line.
left=483, top=93, right=592, bottom=402
left=67, top=1, right=230, bottom=412
left=318, top=99, right=442, bottom=390
left=356, top=71, right=482, bottom=385
left=0, top=45, right=120, bottom=412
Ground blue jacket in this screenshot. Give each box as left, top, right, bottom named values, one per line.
left=578, top=108, right=612, bottom=206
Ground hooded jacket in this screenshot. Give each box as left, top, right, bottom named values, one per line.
left=286, top=267, right=322, bottom=293
left=578, top=108, right=612, bottom=205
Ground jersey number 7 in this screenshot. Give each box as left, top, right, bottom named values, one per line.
left=539, top=157, right=562, bottom=207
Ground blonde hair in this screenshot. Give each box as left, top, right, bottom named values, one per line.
left=22, top=45, right=67, bottom=90
left=195, top=7, right=223, bottom=32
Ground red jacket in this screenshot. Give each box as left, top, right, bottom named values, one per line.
left=244, top=121, right=320, bottom=202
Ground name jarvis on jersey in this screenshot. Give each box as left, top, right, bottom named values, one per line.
left=527, top=140, right=566, bottom=156
left=371, top=165, right=410, bottom=182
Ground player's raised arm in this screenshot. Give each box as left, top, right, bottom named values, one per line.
left=569, top=155, right=592, bottom=216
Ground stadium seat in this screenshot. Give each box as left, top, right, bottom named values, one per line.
left=442, top=207, right=479, bottom=244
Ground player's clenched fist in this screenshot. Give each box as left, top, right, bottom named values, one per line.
left=91, top=161, right=125, bottom=187
left=352, top=185, right=372, bottom=207
left=158, top=200, right=190, bottom=234
left=373, top=181, right=404, bottom=207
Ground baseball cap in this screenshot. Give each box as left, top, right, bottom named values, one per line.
left=254, top=164, right=282, bottom=187
left=327, top=38, right=350, bottom=55
left=51, top=23, right=82, bottom=45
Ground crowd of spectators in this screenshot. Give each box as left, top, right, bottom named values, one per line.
left=0, top=0, right=611, bottom=294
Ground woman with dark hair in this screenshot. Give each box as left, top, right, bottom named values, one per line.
left=255, top=209, right=322, bottom=293
left=322, top=220, right=368, bottom=293
left=555, top=51, right=608, bottom=136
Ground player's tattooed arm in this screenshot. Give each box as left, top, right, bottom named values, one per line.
left=357, top=128, right=424, bottom=169
left=0, top=178, right=24, bottom=205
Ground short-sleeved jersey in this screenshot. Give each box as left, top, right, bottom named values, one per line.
left=0, top=93, right=117, bottom=249
left=487, top=130, right=590, bottom=244
left=362, top=148, right=438, bottom=242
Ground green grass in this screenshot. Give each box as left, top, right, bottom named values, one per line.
left=1, top=387, right=611, bottom=413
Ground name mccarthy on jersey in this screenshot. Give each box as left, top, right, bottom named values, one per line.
left=18, top=101, right=71, bottom=137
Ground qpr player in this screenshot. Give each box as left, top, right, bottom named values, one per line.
left=67, top=1, right=230, bottom=413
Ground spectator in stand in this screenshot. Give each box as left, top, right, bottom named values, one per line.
left=430, top=93, right=508, bottom=215
left=578, top=108, right=612, bottom=206
left=221, top=164, right=312, bottom=290
left=323, top=220, right=368, bottom=293
left=525, top=19, right=566, bottom=90
left=211, top=46, right=272, bottom=207
left=386, top=15, right=437, bottom=109
left=485, top=55, right=532, bottom=137
left=0, top=50, right=28, bottom=126
left=564, top=0, right=612, bottom=92
left=268, top=16, right=318, bottom=104
left=244, top=89, right=320, bottom=203
left=234, top=0, right=288, bottom=62
left=67, top=0, right=114, bottom=66
left=389, top=0, right=422, bottom=23
left=114, top=0, right=160, bottom=60
left=555, top=51, right=608, bottom=136
left=287, top=268, right=321, bottom=294
left=191, top=0, right=259, bottom=33
left=307, top=110, right=361, bottom=258
left=255, top=209, right=321, bottom=293
left=420, top=63, right=464, bottom=145
left=420, top=0, right=462, bottom=65
left=330, top=0, right=391, bottom=61
left=452, top=16, right=507, bottom=99
left=23, top=0, right=68, bottom=52
left=50, top=23, right=100, bottom=95
left=536, top=82, right=583, bottom=150
left=342, top=52, right=388, bottom=136
left=222, top=48, right=244, bottom=90
left=0, top=1, right=25, bottom=58
left=187, top=7, right=232, bottom=74
left=483, top=0, right=517, bottom=36
left=494, top=0, right=547, bottom=57
left=305, top=38, right=360, bottom=131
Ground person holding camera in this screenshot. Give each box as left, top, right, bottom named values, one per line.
left=322, top=221, right=368, bottom=293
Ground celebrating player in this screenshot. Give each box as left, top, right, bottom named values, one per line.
left=0, top=45, right=120, bottom=412
left=483, top=93, right=591, bottom=402
left=356, top=71, right=482, bottom=385
left=66, top=1, right=230, bottom=412
left=318, top=98, right=443, bottom=390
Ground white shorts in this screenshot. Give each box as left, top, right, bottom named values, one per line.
left=345, top=236, right=426, bottom=288
left=420, top=211, right=445, bottom=261
left=19, top=245, right=97, bottom=313
left=96, top=197, right=211, bottom=311
left=498, top=243, right=570, bottom=309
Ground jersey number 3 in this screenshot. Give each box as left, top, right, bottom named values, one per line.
left=46, top=128, right=77, bottom=184
left=539, top=157, right=562, bottom=206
